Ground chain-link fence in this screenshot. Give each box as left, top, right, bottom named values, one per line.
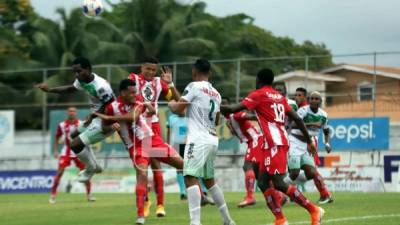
left=1, top=51, right=400, bottom=166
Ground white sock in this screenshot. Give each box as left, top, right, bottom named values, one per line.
left=284, top=175, right=295, bottom=184
left=209, top=184, right=232, bottom=224
left=187, top=185, right=201, bottom=225
left=77, top=148, right=96, bottom=170
left=296, top=171, right=308, bottom=183
left=86, top=146, right=99, bottom=167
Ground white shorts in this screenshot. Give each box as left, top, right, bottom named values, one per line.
left=183, top=143, right=218, bottom=179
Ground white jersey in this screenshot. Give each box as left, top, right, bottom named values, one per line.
left=182, top=81, right=221, bottom=146
left=291, top=105, right=328, bottom=137
left=73, top=73, right=115, bottom=112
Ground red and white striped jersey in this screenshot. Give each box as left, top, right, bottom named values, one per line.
left=225, top=111, right=262, bottom=145
left=56, top=119, right=80, bottom=157
left=242, top=86, right=291, bottom=149
left=128, top=73, right=169, bottom=123
left=105, top=97, right=153, bottom=150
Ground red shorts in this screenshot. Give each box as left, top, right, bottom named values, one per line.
left=244, top=136, right=264, bottom=163
left=58, top=156, right=85, bottom=170
left=129, top=137, right=178, bottom=166
left=259, top=145, right=289, bottom=175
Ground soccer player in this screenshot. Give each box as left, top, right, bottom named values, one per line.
left=273, top=82, right=298, bottom=112
left=169, top=59, right=236, bottom=225
left=95, top=79, right=184, bottom=225
left=295, top=87, right=308, bottom=108
left=49, top=107, right=95, bottom=204
left=221, top=97, right=262, bottom=208
left=167, top=111, right=214, bottom=205
left=36, top=57, right=115, bottom=182
left=128, top=57, right=181, bottom=217
left=287, top=91, right=333, bottom=204
left=166, top=111, right=188, bottom=200
left=221, top=68, right=324, bottom=225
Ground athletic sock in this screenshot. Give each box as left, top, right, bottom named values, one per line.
left=136, top=182, right=147, bottom=217
left=85, top=180, right=92, bottom=195
left=153, top=170, right=164, bottom=205
left=313, top=171, right=330, bottom=198
left=76, top=148, right=96, bottom=170
left=245, top=170, right=256, bottom=199
left=209, top=184, right=233, bottom=224
left=176, top=172, right=186, bottom=196
left=286, top=185, right=316, bottom=213
left=51, top=173, right=62, bottom=195
left=263, top=188, right=284, bottom=220
left=187, top=185, right=201, bottom=225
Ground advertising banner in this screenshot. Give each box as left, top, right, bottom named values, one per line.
left=0, top=110, right=14, bottom=147
left=0, top=170, right=56, bottom=193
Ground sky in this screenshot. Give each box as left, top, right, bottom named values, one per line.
left=31, top=0, right=400, bottom=66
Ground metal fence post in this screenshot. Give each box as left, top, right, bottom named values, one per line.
left=373, top=52, right=377, bottom=118
left=173, top=62, right=177, bottom=85
left=41, top=69, right=48, bottom=169
left=305, top=55, right=309, bottom=90
left=107, top=65, right=112, bottom=82
left=236, top=59, right=241, bottom=103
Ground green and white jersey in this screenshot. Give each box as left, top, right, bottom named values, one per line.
left=291, top=105, right=328, bottom=137
left=73, top=73, right=115, bottom=112
left=287, top=98, right=298, bottom=111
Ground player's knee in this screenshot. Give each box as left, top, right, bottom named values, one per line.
left=272, top=176, right=288, bottom=192
left=242, top=162, right=252, bottom=171
left=70, top=138, right=84, bottom=152
left=289, top=170, right=300, bottom=180
left=304, top=166, right=316, bottom=180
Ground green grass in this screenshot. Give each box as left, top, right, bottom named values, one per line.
left=1, top=192, right=400, bottom=225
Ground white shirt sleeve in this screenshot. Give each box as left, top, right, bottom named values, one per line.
left=296, top=107, right=307, bottom=119
left=73, top=79, right=83, bottom=90
left=181, top=83, right=197, bottom=103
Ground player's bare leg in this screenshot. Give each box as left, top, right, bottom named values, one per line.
left=71, top=138, right=102, bottom=182
left=135, top=163, right=149, bottom=225
left=303, top=165, right=333, bottom=204
left=238, top=161, right=257, bottom=208
left=49, top=168, right=65, bottom=204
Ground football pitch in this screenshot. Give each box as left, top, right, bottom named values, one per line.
left=1, top=192, right=400, bottom=225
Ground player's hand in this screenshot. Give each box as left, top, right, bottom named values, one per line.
left=111, top=122, right=120, bottom=132
left=307, top=141, right=317, bottom=156
left=160, top=66, right=173, bottom=84
left=35, top=83, right=51, bottom=92
left=83, top=115, right=93, bottom=127
left=325, top=143, right=332, bottom=153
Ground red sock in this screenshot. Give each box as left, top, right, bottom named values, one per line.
left=85, top=181, right=91, bottom=195
left=276, top=190, right=287, bottom=205
left=286, top=185, right=316, bottom=213
left=51, top=174, right=62, bottom=195
left=136, top=183, right=147, bottom=217
left=313, top=171, right=330, bottom=198
left=263, top=188, right=284, bottom=220
left=245, top=170, right=256, bottom=199
left=153, top=170, right=164, bottom=205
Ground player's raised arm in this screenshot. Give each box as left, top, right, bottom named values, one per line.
left=286, top=109, right=317, bottom=155
left=35, top=83, right=77, bottom=94
left=220, top=103, right=247, bottom=115
left=161, top=66, right=181, bottom=101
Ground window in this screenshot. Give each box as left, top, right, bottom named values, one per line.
left=357, top=82, right=374, bottom=101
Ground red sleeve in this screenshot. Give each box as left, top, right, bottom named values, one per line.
left=282, top=97, right=291, bottom=113
left=233, top=111, right=247, bottom=121
left=160, top=79, right=170, bottom=96
left=56, top=124, right=62, bottom=138
left=242, top=91, right=259, bottom=110
left=128, top=73, right=136, bottom=80
left=105, top=103, right=114, bottom=116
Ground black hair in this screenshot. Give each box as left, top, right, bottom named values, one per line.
left=296, top=87, right=307, bottom=95
left=256, top=68, right=274, bottom=85
left=143, top=57, right=159, bottom=64
left=72, top=57, right=92, bottom=70
left=119, top=79, right=136, bottom=92
left=193, top=58, right=211, bottom=74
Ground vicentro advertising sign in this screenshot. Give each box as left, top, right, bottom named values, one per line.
left=0, top=171, right=56, bottom=193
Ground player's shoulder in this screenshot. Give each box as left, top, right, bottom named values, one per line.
left=318, top=107, right=328, bottom=117
left=297, top=105, right=309, bottom=113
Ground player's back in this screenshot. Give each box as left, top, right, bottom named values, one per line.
left=183, top=81, right=221, bottom=146
left=242, top=86, right=291, bottom=148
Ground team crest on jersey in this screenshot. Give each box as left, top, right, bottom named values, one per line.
left=142, top=85, right=155, bottom=101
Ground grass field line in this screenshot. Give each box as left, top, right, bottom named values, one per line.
left=264, top=213, right=400, bottom=225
